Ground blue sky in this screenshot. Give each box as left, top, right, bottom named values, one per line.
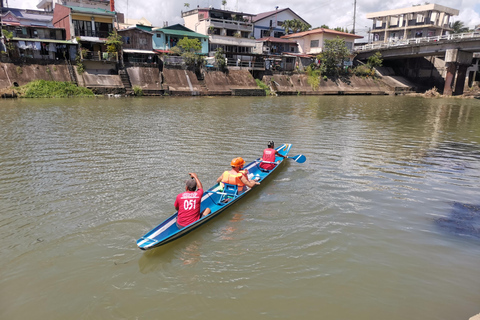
left=8, top=0, right=480, bottom=39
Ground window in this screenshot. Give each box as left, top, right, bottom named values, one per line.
left=73, top=20, right=93, bottom=37
left=156, top=33, right=161, bottom=38
left=262, top=30, right=270, bottom=37
left=139, top=38, right=147, bottom=45
left=310, top=40, right=319, bottom=47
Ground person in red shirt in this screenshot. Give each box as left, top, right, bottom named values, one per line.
left=175, top=173, right=211, bottom=229
left=259, top=141, right=286, bottom=170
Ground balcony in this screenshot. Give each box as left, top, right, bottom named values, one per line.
left=80, top=50, right=118, bottom=62
left=207, top=18, right=253, bottom=32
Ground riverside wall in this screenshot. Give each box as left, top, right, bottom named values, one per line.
left=0, top=61, right=407, bottom=96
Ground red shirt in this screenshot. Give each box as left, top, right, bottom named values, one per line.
left=260, top=148, right=276, bottom=170
left=174, top=189, right=203, bottom=227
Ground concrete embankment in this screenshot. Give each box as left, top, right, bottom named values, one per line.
left=0, top=62, right=72, bottom=89
left=163, top=69, right=264, bottom=96
left=1, top=61, right=410, bottom=97
left=263, top=73, right=392, bottom=95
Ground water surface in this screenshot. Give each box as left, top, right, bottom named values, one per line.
left=1, top=96, right=479, bottom=319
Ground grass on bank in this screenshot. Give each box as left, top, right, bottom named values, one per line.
left=17, top=80, right=94, bottom=98
left=255, top=79, right=270, bottom=96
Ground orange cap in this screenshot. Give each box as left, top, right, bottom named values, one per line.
left=230, top=157, right=245, bottom=167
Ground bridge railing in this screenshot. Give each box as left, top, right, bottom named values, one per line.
left=355, top=31, right=480, bottom=52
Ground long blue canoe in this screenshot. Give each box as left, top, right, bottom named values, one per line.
left=136, top=143, right=293, bottom=250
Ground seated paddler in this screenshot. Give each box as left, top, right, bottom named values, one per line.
left=259, top=141, right=286, bottom=171
left=216, top=157, right=260, bottom=193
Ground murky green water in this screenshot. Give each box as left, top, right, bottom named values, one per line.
left=1, top=96, right=479, bottom=320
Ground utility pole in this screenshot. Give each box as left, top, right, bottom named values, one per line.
left=352, top=0, right=356, bottom=34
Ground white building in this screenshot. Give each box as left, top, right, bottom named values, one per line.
left=37, top=0, right=111, bottom=12
left=182, top=7, right=257, bottom=62
left=366, top=4, right=459, bottom=43
left=252, top=7, right=308, bottom=39
left=282, top=28, right=362, bottom=55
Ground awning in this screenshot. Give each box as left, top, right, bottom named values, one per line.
left=123, top=49, right=157, bottom=54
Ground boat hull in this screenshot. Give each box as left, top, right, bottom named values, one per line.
left=136, top=143, right=292, bottom=250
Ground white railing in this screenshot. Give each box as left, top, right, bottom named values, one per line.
left=356, top=31, right=480, bottom=52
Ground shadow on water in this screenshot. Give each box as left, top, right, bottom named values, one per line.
left=435, top=202, right=480, bottom=240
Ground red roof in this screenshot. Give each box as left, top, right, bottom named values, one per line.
left=281, top=28, right=363, bottom=39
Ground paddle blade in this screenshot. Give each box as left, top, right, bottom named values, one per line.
left=290, top=154, right=306, bottom=163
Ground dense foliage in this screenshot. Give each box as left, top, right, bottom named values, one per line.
left=283, top=19, right=311, bottom=34
left=173, top=37, right=205, bottom=69
left=18, top=80, right=94, bottom=98
left=255, top=79, right=270, bottom=96
left=316, top=37, right=350, bottom=76
left=106, top=31, right=123, bottom=53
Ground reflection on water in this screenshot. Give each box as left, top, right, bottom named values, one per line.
left=1, top=96, right=480, bottom=320
left=435, top=202, right=480, bottom=239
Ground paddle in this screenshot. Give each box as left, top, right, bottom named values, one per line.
left=287, top=154, right=306, bottom=163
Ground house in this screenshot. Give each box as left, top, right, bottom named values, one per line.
left=281, top=28, right=363, bottom=55
left=152, top=24, right=209, bottom=55
left=252, top=7, right=308, bottom=39
left=366, top=4, right=459, bottom=43
left=52, top=4, right=116, bottom=63
left=182, top=7, right=259, bottom=68
left=118, top=26, right=157, bottom=65
left=117, top=16, right=153, bottom=30
left=0, top=7, right=75, bottom=60
left=254, top=36, right=297, bottom=55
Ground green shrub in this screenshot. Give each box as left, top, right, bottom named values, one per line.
left=354, top=65, right=374, bottom=77
left=17, top=80, right=94, bottom=98
left=133, top=86, right=144, bottom=96
left=255, top=79, right=270, bottom=96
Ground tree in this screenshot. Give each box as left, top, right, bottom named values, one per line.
left=283, top=19, right=311, bottom=34
left=452, top=21, right=469, bottom=34
left=214, top=48, right=226, bottom=70
left=367, top=51, right=383, bottom=69
left=222, top=0, right=227, bottom=10
left=106, top=30, right=123, bottom=53
left=184, top=3, right=190, bottom=10
left=174, top=37, right=205, bottom=70
left=320, top=24, right=329, bottom=29
left=316, top=36, right=350, bottom=76
left=176, top=37, right=202, bottom=53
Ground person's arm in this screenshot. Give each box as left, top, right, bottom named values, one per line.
left=189, top=172, right=203, bottom=190
left=275, top=150, right=286, bottom=158
left=240, top=175, right=259, bottom=188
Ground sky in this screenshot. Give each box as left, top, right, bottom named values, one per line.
left=7, top=0, right=480, bottom=40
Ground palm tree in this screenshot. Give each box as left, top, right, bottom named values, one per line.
left=222, top=0, right=227, bottom=10
left=452, top=21, right=469, bottom=34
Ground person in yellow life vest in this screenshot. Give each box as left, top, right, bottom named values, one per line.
left=216, top=157, right=260, bottom=192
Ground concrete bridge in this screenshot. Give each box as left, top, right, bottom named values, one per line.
left=354, top=32, right=480, bottom=95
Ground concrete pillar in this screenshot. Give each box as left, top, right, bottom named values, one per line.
left=444, top=49, right=474, bottom=96
left=443, top=62, right=456, bottom=96
left=454, top=64, right=469, bottom=95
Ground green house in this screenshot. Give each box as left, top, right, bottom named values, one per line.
left=152, top=24, right=208, bottom=54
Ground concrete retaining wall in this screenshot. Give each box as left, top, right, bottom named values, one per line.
left=0, top=62, right=71, bottom=89
left=263, top=74, right=389, bottom=95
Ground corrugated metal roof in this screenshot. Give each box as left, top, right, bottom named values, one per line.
left=153, top=29, right=208, bottom=38
left=66, top=5, right=115, bottom=16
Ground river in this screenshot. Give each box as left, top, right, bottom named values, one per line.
left=0, top=96, right=479, bottom=320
